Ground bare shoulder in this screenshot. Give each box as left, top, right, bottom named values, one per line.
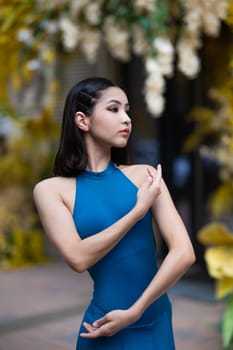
left=33, top=177, right=63, bottom=197
left=118, top=163, right=159, bottom=187
left=33, top=177, right=76, bottom=213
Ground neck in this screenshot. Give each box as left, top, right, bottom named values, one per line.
left=85, top=150, right=111, bottom=172
left=84, top=135, right=112, bottom=171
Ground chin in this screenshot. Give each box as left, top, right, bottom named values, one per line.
left=114, top=142, right=128, bottom=148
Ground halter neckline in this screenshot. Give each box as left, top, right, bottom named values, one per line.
left=82, top=161, right=116, bottom=179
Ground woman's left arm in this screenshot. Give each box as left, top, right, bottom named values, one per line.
left=129, top=177, right=196, bottom=317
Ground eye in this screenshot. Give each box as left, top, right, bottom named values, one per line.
left=108, top=106, right=119, bottom=113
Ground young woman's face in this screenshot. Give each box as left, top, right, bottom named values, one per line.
left=87, top=87, right=132, bottom=148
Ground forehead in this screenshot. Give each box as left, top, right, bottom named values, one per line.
left=98, top=87, right=128, bottom=104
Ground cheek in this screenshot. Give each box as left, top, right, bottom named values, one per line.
left=93, top=117, right=117, bottom=132
left=90, top=120, right=115, bottom=139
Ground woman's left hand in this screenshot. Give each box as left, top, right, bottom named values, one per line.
left=80, top=309, right=136, bottom=338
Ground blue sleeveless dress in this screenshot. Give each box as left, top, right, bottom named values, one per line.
left=73, top=161, right=175, bottom=349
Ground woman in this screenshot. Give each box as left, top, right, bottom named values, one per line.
left=33, top=77, right=195, bottom=349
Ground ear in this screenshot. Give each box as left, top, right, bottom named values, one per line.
left=75, top=112, right=89, bottom=132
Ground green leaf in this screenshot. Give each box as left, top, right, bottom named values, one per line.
left=138, top=16, right=152, bottom=31
left=106, top=0, right=121, bottom=11
left=223, top=296, right=233, bottom=348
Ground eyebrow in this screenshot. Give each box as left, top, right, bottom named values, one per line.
left=107, top=99, right=130, bottom=108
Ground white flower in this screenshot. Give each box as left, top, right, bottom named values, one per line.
left=26, top=59, right=41, bottom=71
left=0, top=117, right=21, bottom=138
left=144, top=58, right=166, bottom=116
left=84, top=2, right=101, bottom=25
left=16, top=28, right=32, bottom=44
left=178, top=31, right=202, bottom=55
left=157, top=55, right=174, bottom=76
left=145, top=91, right=165, bottom=117
left=183, top=0, right=227, bottom=38
left=153, top=37, right=174, bottom=57
left=71, top=0, right=89, bottom=20
left=215, top=1, right=229, bottom=20
left=177, top=46, right=200, bottom=78
left=184, top=0, right=200, bottom=12
left=134, top=0, right=155, bottom=14
left=132, top=25, right=149, bottom=55
left=145, top=72, right=165, bottom=94
left=184, top=9, right=202, bottom=33
left=202, top=12, right=221, bottom=37
left=40, top=20, right=58, bottom=34
left=152, top=38, right=174, bottom=77
left=80, top=30, right=101, bottom=63
left=145, top=58, right=161, bottom=74
left=59, top=17, right=80, bottom=51
left=104, top=18, right=130, bottom=62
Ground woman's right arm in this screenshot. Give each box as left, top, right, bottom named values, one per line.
left=33, top=167, right=161, bottom=273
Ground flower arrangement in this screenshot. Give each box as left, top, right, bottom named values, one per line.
left=0, top=0, right=231, bottom=118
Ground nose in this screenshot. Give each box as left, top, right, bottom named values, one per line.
left=122, top=111, right=131, bottom=125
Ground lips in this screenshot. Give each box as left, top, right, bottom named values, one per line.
left=119, top=129, right=130, bottom=135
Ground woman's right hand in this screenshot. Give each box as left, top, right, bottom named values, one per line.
left=135, top=164, right=162, bottom=217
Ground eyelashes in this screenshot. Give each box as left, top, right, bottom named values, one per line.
left=107, top=107, right=130, bottom=114
left=108, top=107, right=118, bottom=113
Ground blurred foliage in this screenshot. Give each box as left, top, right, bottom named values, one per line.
left=184, top=13, right=233, bottom=347
left=0, top=111, right=59, bottom=268
left=0, top=1, right=61, bottom=268
left=0, top=1, right=59, bottom=116
left=184, top=79, right=233, bottom=217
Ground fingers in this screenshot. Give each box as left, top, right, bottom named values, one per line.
left=80, top=322, right=99, bottom=338
left=80, top=322, right=113, bottom=338
left=80, top=309, right=133, bottom=339
left=80, top=315, right=111, bottom=338
left=80, top=312, right=121, bottom=338
left=93, top=315, right=108, bottom=328
left=156, top=164, right=162, bottom=178
left=147, top=164, right=162, bottom=184
left=147, top=164, right=162, bottom=181
left=81, top=322, right=97, bottom=333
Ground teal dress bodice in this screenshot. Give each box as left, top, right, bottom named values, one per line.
left=73, top=161, right=175, bottom=349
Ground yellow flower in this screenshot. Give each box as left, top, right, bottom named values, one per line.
left=198, top=222, right=233, bottom=299
left=216, top=277, right=233, bottom=299
left=205, top=247, right=233, bottom=279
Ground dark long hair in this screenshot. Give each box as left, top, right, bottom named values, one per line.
left=54, top=77, right=129, bottom=177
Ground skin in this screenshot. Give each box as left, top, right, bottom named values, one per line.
left=33, top=86, right=196, bottom=339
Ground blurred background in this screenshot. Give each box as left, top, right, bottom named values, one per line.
left=0, top=1, right=233, bottom=349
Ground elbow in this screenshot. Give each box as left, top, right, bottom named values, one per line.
left=66, top=257, right=88, bottom=274
left=73, top=264, right=87, bottom=274
left=191, top=250, right=196, bottom=265
left=182, top=247, right=196, bottom=270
